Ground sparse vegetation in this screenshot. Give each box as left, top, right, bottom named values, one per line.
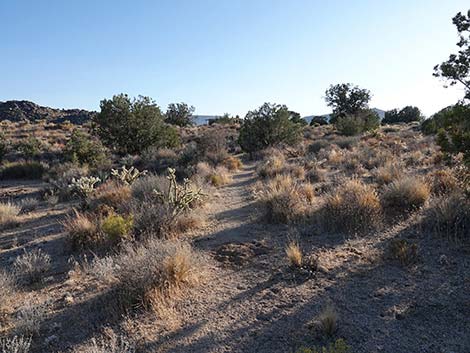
left=0, top=202, right=20, bottom=228
left=13, top=249, right=51, bottom=285
left=381, top=177, right=430, bottom=215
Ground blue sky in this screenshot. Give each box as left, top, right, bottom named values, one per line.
left=1, top=0, right=468, bottom=116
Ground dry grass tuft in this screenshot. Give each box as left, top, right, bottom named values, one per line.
left=323, top=179, right=381, bottom=234
left=285, top=241, right=303, bottom=268
left=72, top=331, right=135, bottom=353
left=15, top=300, right=48, bottom=336
left=0, top=202, right=20, bottom=229
left=63, top=211, right=100, bottom=250
left=223, top=156, right=243, bottom=171
left=381, top=177, right=430, bottom=215
left=114, top=239, right=206, bottom=309
left=258, top=174, right=313, bottom=223
left=425, top=193, right=470, bottom=241
left=0, top=335, right=32, bottom=353
left=374, top=161, right=403, bottom=185
left=427, top=169, right=459, bottom=195
left=318, top=303, right=338, bottom=337
left=0, top=270, right=17, bottom=312
left=257, top=154, right=286, bottom=179
left=13, top=249, right=51, bottom=285
left=388, top=239, right=418, bottom=266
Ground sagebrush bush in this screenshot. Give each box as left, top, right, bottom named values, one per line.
left=13, top=249, right=51, bottom=285
left=374, top=161, right=403, bottom=185
left=15, top=300, right=48, bottom=336
left=381, top=177, right=430, bottom=215
left=0, top=161, right=46, bottom=180
left=308, top=139, right=329, bottom=154
left=114, top=239, right=205, bottom=308
left=427, top=169, right=459, bottom=195
left=0, top=270, right=17, bottom=311
left=0, top=202, right=20, bottom=228
left=323, top=179, right=381, bottom=234
left=335, top=110, right=380, bottom=136
left=90, top=182, right=132, bottom=212
left=257, top=153, right=286, bottom=179
left=73, top=332, right=135, bottom=353
left=131, top=174, right=169, bottom=202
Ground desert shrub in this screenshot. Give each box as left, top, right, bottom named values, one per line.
left=0, top=202, right=20, bottom=228
left=309, top=115, right=329, bottom=126
left=0, top=161, right=46, bottom=180
left=101, top=214, right=134, bottom=242
left=114, top=239, right=205, bottom=308
left=208, top=166, right=231, bottom=187
left=93, top=94, right=179, bottom=154
left=374, top=161, right=403, bottom=185
left=323, top=179, right=381, bottom=234
left=131, top=174, right=169, bottom=202
left=141, top=147, right=178, bottom=173
left=89, top=182, right=132, bottom=212
left=335, top=110, right=380, bottom=136
left=425, top=193, right=470, bottom=241
left=18, top=197, right=39, bottom=214
left=13, top=249, right=51, bottom=285
left=196, top=128, right=230, bottom=165
left=15, top=301, right=48, bottom=336
left=73, top=332, right=135, bottom=353
left=334, top=136, right=359, bottom=149
left=388, top=239, right=418, bottom=266
left=238, top=103, right=302, bottom=153
left=0, top=270, right=17, bottom=311
left=63, top=211, right=100, bottom=250
left=308, top=139, right=329, bottom=154
left=64, top=130, right=108, bottom=167
left=258, top=175, right=313, bottom=223
left=223, top=156, right=242, bottom=171
left=296, top=339, right=350, bottom=353
left=427, top=169, right=459, bottom=195
left=0, top=335, right=32, bottom=353
left=16, top=137, right=42, bottom=159
left=256, top=153, right=286, bottom=179
left=383, top=106, right=423, bottom=124
left=0, top=133, right=6, bottom=162
left=381, top=177, right=430, bottom=215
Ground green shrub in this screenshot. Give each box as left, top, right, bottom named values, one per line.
left=165, top=102, right=195, bottom=127
left=0, top=161, right=46, bottom=180
left=238, top=103, right=302, bottom=153
left=93, top=94, right=179, bottom=154
left=16, top=137, right=42, bottom=159
left=335, top=110, right=380, bottom=136
left=383, top=106, right=423, bottom=124
left=64, top=130, right=108, bottom=167
left=101, top=214, right=134, bottom=242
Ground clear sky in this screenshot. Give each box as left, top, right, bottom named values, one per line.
left=1, top=0, right=468, bottom=117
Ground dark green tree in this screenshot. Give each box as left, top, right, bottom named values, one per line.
left=238, top=103, right=302, bottom=153
left=309, top=115, right=328, bottom=126
left=288, top=110, right=307, bottom=126
left=325, top=83, right=372, bottom=122
left=434, top=10, right=470, bottom=99
left=383, top=106, right=423, bottom=124
left=165, top=102, right=195, bottom=127
left=93, top=94, right=179, bottom=154
left=64, top=130, right=108, bottom=167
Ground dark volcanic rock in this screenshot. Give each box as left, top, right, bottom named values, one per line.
left=0, top=100, right=95, bottom=124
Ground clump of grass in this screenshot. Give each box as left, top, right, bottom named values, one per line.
left=90, top=182, right=132, bottom=212
left=72, top=331, right=135, bottom=353
left=425, top=193, right=470, bottom=241
left=388, top=239, right=418, bottom=266
left=258, top=175, right=313, bottom=223
left=15, top=300, right=49, bottom=336
left=63, top=211, right=100, bottom=250
left=0, top=202, right=20, bottom=229
left=13, top=249, right=51, bottom=285
left=223, top=156, right=243, bottom=171
left=257, top=154, right=286, bottom=179
left=0, top=335, right=32, bottom=353
left=208, top=167, right=231, bottom=187
left=381, top=177, right=430, bottom=215
left=296, top=339, right=350, bottom=353
left=114, top=239, right=205, bottom=309
left=18, top=197, right=39, bottom=214
left=427, top=169, right=459, bottom=195
left=323, top=179, right=381, bottom=234
left=0, top=270, right=17, bottom=311
left=374, top=161, right=403, bottom=185
left=318, top=303, right=338, bottom=337
left=285, top=241, right=302, bottom=268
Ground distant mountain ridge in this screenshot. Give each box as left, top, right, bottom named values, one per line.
left=0, top=100, right=95, bottom=124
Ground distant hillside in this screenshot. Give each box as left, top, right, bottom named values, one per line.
left=303, top=108, right=386, bottom=124
left=0, top=100, right=95, bottom=124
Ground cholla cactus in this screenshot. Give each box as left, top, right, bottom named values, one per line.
left=69, top=176, right=100, bottom=198
left=111, top=166, right=147, bottom=186
left=154, top=168, right=204, bottom=220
